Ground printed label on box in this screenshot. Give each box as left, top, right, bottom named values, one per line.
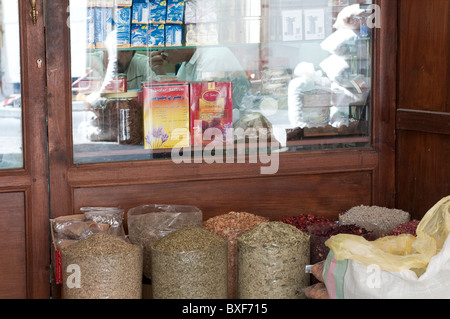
left=190, top=81, right=233, bottom=146
left=143, top=82, right=190, bottom=149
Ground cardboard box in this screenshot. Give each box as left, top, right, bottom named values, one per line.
left=190, top=81, right=233, bottom=146
left=131, top=23, right=148, bottom=48
left=165, top=24, right=182, bottom=46
left=143, top=82, right=190, bottom=149
left=149, top=0, right=167, bottom=24
left=166, top=0, right=185, bottom=24
left=132, top=1, right=149, bottom=24
left=148, top=23, right=165, bottom=47
left=115, top=6, right=132, bottom=48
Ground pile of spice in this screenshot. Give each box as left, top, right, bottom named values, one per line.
left=151, top=227, right=227, bottom=299
left=204, top=211, right=269, bottom=299
left=307, top=223, right=371, bottom=283
left=339, top=205, right=411, bottom=236
left=387, top=219, right=420, bottom=236
left=237, top=221, right=310, bottom=299
left=281, top=214, right=334, bottom=232
left=61, top=233, right=143, bottom=299
left=127, top=204, right=202, bottom=279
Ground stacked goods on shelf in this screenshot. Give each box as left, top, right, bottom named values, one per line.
left=87, top=0, right=187, bottom=49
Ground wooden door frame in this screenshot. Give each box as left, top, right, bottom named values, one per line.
left=0, top=0, right=49, bottom=298
left=46, top=0, right=397, bottom=297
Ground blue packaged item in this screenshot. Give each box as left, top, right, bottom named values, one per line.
left=165, top=24, right=182, bottom=46
left=150, top=0, right=167, bottom=24
left=148, top=23, right=165, bottom=47
left=166, top=0, right=184, bottom=24
left=115, top=7, right=132, bottom=48
left=131, top=23, right=148, bottom=47
left=132, top=1, right=149, bottom=24
left=86, top=7, right=96, bottom=49
left=95, top=6, right=114, bottom=48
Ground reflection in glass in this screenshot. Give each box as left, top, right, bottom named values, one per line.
left=0, top=0, right=22, bottom=169
left=70, top=0, right=373, bottom=164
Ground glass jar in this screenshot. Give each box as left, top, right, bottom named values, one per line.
left=103, top=91, right=143, bottom=145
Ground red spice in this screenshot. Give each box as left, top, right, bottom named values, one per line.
left=280, top=214, right=334, bottom=232
left=387, top=219, right=420, bottom=236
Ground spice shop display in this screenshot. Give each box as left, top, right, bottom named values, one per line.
left=151, top=227, right=227, bottom=299
left=127, top=204, right=202, bottom=279
left=204, top=211, right=269, bottom=299
left=61, top=233, right=143, bottom=299
left=237, top=221, right=310, bottom=299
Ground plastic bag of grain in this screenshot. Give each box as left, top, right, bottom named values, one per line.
left=151, top=227, right=227, bottom=299
left=237, top=221, right=310, bottom=299
left=204, top=211, right=269, bottom=299
left=127, top=204, right=202, bottom=279
left=61, top=233, right=143, bottom=299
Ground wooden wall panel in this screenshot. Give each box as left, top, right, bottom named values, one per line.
left=0, top=192, right=26, bottom=299
left=397, top=0, right=450, bottom=112
left=396, top=131, right=450, bottom=219
left=73, top=172, right=372, bottom=223
left=396, top=0, right=450, bottom=218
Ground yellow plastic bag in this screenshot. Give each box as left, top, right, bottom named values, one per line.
left=326, top=195, right=450, bottom=274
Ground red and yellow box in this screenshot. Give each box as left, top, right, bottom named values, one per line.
left=190, top=81, right=233, bottom=146
left=143, top=82, right=190, bottom=149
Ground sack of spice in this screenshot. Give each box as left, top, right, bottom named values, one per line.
left=151, top=226, right=228, bottom=299
left=61, top=233, right=143, bottom=299
left=127, top=204, right=203, bottom=279
left=324, top=196, right=450, bottom=299
left=237, top=221, right=310, bottom=299
left=204, top=211, right=269, bottom=299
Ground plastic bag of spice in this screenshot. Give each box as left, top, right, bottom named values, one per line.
left=127, top=204, right=203, bottom=279
left=324, top=196, right=450, bottom=299
left=204, top=211, right=269, bottom=299
left=238, top=222, right=310, bottom=299
left=81, top=206, right=126, bottom=237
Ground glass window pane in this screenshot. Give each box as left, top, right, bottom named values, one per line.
left=70, top=0, right=373, bottom=165
left=0, top=0, right=23, bottom=170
